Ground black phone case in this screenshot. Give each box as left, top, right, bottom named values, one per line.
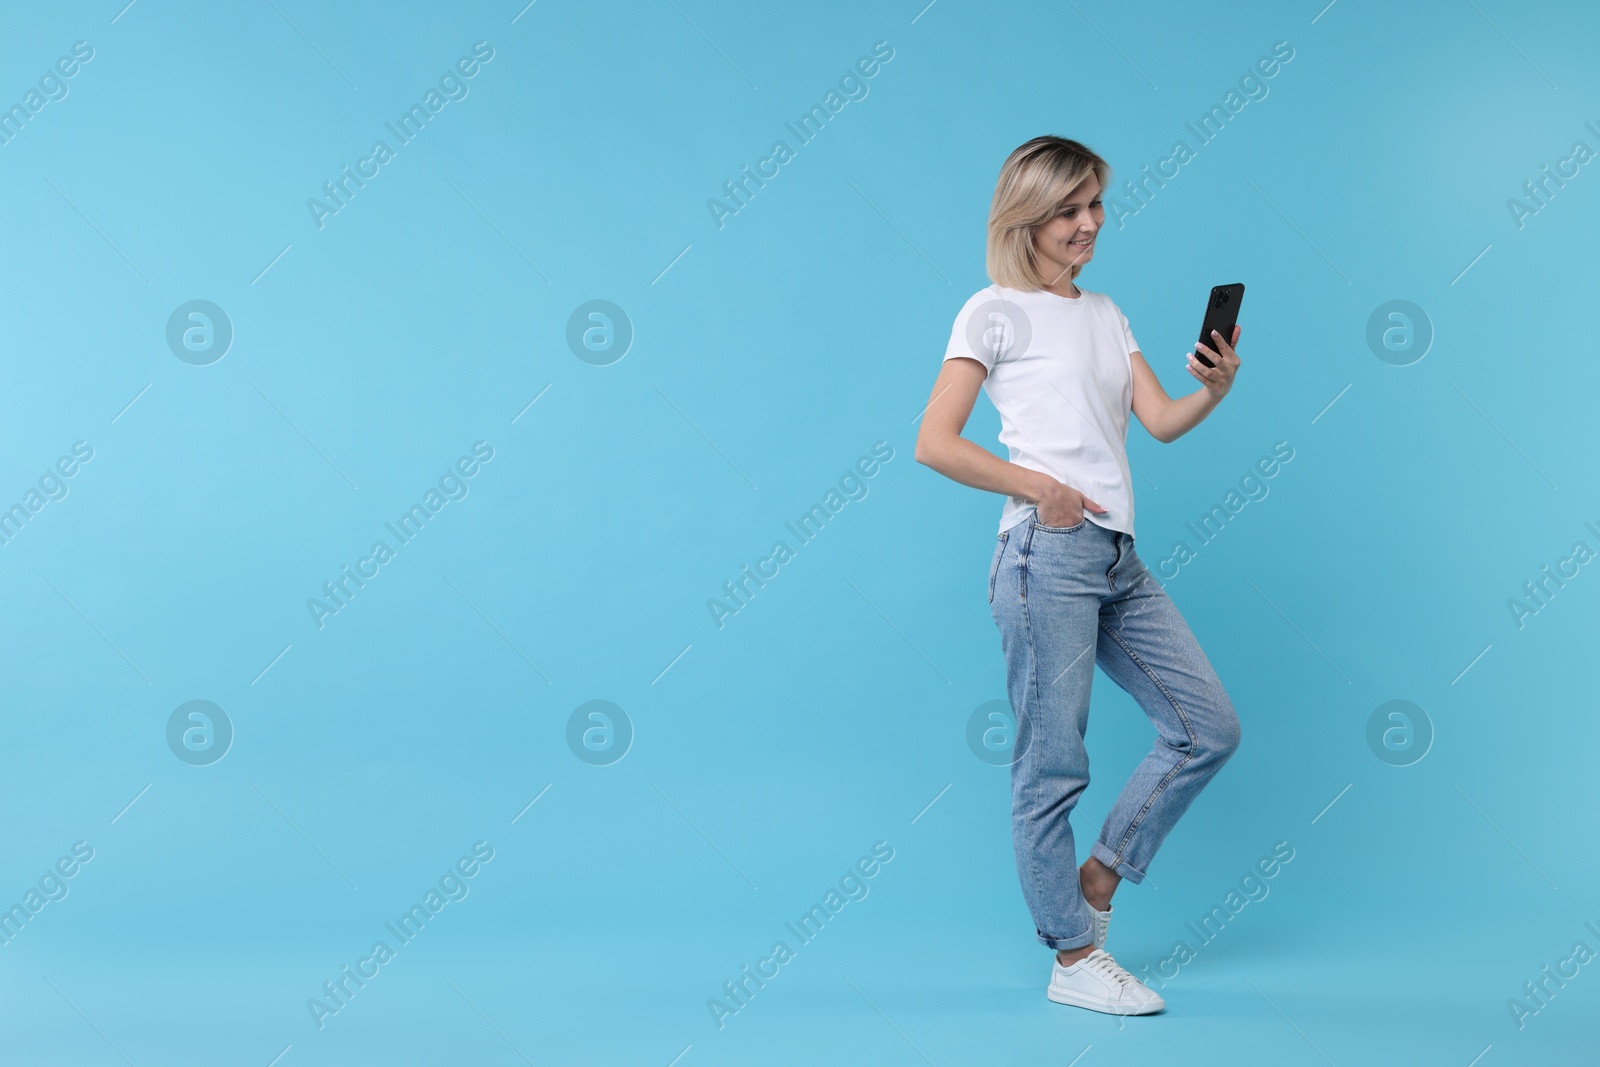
left=1196, top=283, right=1245, bottom=368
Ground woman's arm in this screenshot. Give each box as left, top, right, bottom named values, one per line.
left=1130, top=325, right=1242, bottom=443
left=914, top=357, right=1107, bottom=527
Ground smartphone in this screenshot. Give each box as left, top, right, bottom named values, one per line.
left=1195, top=283, right=1245, bottom=368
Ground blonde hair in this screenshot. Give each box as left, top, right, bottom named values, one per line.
left=986, top=136, right=1111, bottom=290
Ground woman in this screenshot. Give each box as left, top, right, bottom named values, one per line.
left=914, top=136, right=1244, bottom=1015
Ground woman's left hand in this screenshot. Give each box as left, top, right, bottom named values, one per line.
left=1189, top=325, right=1241, bottom=398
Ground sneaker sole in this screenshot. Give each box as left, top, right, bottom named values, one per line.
left=1046, top=986, right=1164, bottom=1015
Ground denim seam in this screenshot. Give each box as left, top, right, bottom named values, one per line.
left=1016, top=523, right=1096, bottom=948
left=1017, top=522, right=1060, bottom=944
left=1018, top=521, right=1033, bottom=601
left=988, top=529, right=1010, bottom=603
left=1096, top=618, right=1198, bottom=866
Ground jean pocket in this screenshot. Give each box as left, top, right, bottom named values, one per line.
left=1032, top=515, right=1087, bottom=533
left=987, top=530, right=1009, bottom=603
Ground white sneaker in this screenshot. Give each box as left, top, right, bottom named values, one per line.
left=1089, top=903, right=1112, bottom=951
left=1047, top=949, right=1165, bottom=1015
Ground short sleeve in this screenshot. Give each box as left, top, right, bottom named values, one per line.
left=1116, top=303, right=1140, bottom=356
left=942, top=289, right=1020, bottom=373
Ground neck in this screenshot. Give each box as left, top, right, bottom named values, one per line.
left=1040, top=261, right=1081, bottom=298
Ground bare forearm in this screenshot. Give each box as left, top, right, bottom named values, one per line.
left=915, top=435, right=1048, bottom=501
left=1150, top=387, right=1222, bottom=443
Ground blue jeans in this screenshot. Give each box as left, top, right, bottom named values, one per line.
left=988, top=513, right=1241, bottom=951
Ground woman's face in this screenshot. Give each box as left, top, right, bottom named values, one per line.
left=1032, top=173, right=1104, bottom=285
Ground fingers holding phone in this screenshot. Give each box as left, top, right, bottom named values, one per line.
left=1189, top=324, right=1241, bottom=397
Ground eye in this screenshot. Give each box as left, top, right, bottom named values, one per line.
left=1090, top=198, right=1103, bottom=208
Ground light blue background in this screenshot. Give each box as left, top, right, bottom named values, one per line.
left=2, top=0, right=1596, bottom=1063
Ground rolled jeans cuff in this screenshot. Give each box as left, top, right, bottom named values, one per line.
left=1090, top=841, right=1147, bottom=885
left=1036, top=926, right=1095, bottom=951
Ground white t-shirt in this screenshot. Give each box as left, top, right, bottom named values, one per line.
left=941, top=283, right=1140, bottom=537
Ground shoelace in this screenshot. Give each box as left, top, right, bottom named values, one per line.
left=1080, top=950, right=1139, bottom=989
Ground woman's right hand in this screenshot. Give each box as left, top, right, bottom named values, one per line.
left=1034, top=477, right=1107, bottom=528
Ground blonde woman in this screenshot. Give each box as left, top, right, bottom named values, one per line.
left=914, top=135, right=1243, bottom=1015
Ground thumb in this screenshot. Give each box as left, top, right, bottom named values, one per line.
left=1083, top=496, right=1107, bottom=513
